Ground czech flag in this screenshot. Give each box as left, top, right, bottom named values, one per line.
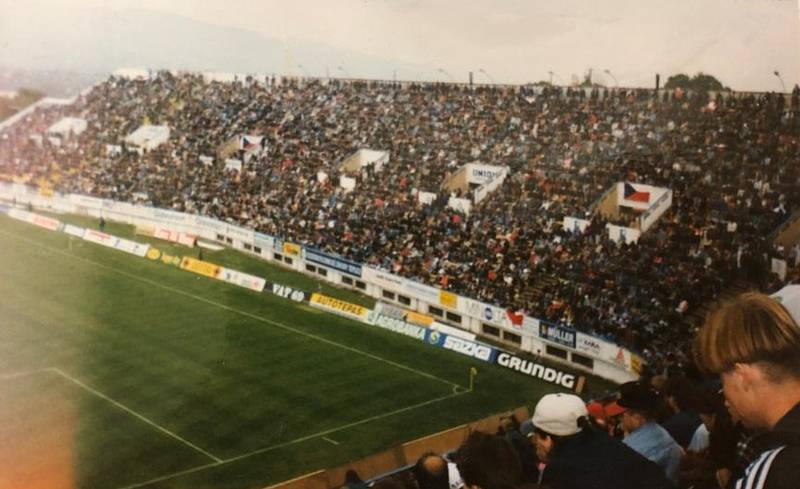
left=239, top=135, right=265, bottom=152
left=624, top=182, right=650, bottom=203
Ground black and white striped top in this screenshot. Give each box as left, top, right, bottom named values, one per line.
left=735, top=447, right=786, bottom=489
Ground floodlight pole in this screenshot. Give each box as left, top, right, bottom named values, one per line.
left=604, top=69, right=619, bottom=87
left=774, top=71, right=786, bottom=92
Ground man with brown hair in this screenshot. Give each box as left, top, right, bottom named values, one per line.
left=695, top=292, right=800, bottom=489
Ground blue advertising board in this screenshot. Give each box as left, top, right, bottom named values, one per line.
left=304, top=248, right=363, bottom=277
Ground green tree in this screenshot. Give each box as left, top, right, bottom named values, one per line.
left=664, top=74, right=692, bottom=90
left=664, top=73, right=727, bottom=92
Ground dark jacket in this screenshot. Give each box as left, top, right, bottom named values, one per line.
left=540, top=429, right=674, bottom=489
left=732, top=402, right=800, bottom=489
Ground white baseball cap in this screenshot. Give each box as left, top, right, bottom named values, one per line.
left=532, top=393, right=588, bottom=436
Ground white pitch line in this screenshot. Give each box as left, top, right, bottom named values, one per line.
left=50, top=367, right=222, bottom=463
left=0, top=230, right=462, bottom=390
left=118, top=388, right=470, bottom=489
left=0, top=367, right=52, bottom=381
left=322, top=436, right=340, bottom=446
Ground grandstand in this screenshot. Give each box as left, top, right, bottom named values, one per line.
left=1, top=70, right=799, bottom=488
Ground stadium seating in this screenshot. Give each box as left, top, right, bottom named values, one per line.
left=1, top=72, right=798, bottom=373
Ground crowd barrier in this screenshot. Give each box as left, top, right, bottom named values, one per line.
left=0, top=182, right=639, bottom=384
left=264, top=406, right=531, bottom=489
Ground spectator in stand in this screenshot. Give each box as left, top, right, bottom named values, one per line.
left=695, top=292, right=800, bottom=489
left=455, top=431, right=523, bottom=489
left=343, top=469, right=368, bottom=489
left=531, top=393, right=672, bottom=489
left=661, top=377, right=703, bottom=448
left=613, top=381, right=684, bottom=485
left=498, top=415, right=539, bottom=483
left=414, top=452, right=464, bottom=489
left=679, top=388, right=740, bottom=489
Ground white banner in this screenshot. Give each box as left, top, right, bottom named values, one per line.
left=114, top=238, right=150, bottom=257
left=363, top=266, right=407, bottom=293
left=466, top=163, right=507, bottom=185
left=68, top=194, right=106, bottom=209
left=82, top=229, right=119, bottom=249
left=7, top=209, right=62, bottom=231
left=606, top=224, right=640, bottom=244
left=340, top=175, right=356, bottom=192
left=154, top=228, right=197, bottom=247
left=226, top=224, right=254, bottom=244
left=194, top=215, right=226, bottom=233
left=639, top=190, right=673, bottom=232
left=217, top=267, right=266, bottom=292
left=63, top=224, right=86, bottom=238
left=416, top=190, right=437, bottom=206
left=224, top=158, right=242, bottom=172
left=563, top=216, right=591, bottom=234
left=447, top=197, right=472, bottom=215
left=465, top=299, right=514, bottom=329
left=152, top=208, right=193, bottom=227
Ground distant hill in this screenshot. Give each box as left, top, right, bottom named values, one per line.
left=0, top=8, right=427, bottom=83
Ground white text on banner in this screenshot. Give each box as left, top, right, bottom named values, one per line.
left=217, top=267, right=266, bottom=292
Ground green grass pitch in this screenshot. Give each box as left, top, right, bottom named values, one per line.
left=0, top=213, right=570, bottom=489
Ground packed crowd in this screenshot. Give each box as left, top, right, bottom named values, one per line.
left=347, top=375, right=786, bottom=489
left=1, top=72, right=799, bottom=368
left=346, top=291, right=800, bottom=489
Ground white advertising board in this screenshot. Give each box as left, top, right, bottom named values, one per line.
left=217, top=267, right=266, bottom=292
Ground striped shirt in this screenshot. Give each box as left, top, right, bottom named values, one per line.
left=735, top=447, right=785, bottom=489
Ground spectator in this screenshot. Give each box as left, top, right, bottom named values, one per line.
left=679, top=389, right=739, bottom=489
left=661, top=377, right=703, bottom=448
left=455, top=431, right=523, bottom=489
left=531, top=392, right=672, bottom=489
left=695, top=292, right=800, bottom=489
left=498, top=415, right=539, bottom=483
left=614, top=381, right=684, bottom=485
left=343, top=469, right=368, bottom=489
left=414, top=452, right=464, bottom=489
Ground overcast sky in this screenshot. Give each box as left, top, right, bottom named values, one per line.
left=1, top=0, right=799, bottom=91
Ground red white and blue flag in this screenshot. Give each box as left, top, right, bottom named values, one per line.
left=238, top=135, right=265, bottom=152
left=623, top=182, right=650, bottom=203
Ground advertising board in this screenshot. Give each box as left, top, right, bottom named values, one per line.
left=304, top=248, right=363, bottom=277
left=179, top=257, right=221, bottom=279
left=217, top=267, right=266, bottom=292
left=309, top=293, right=368, bottom=321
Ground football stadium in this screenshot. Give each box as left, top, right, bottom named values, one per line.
left=2, top=2, right=800, bottom=489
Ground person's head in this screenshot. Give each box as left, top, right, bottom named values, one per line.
left=613, top=381, right=661, bottom=434
left=344, top=469, right=363, bottom=485
left=695, top=292, right=800, bottom=428
left=661, top=376, right=699, bottom=414
left=413, top=452, right=449, bottom=489
left=456, top=431, right=523, bottom=489
left=695, top=388, right=729, bottom=432
left=531, top=393, right=589, bottom=463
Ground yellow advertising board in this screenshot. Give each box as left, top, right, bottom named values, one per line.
left=283, top=242, right=302, bottom=257
left=405, top=311, right=434, bottom=326
left=309, top=293, right=368, bottom=320
left=179, top=256, right=220, bottom=278
left=439, top=290, right=458, bottom=309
